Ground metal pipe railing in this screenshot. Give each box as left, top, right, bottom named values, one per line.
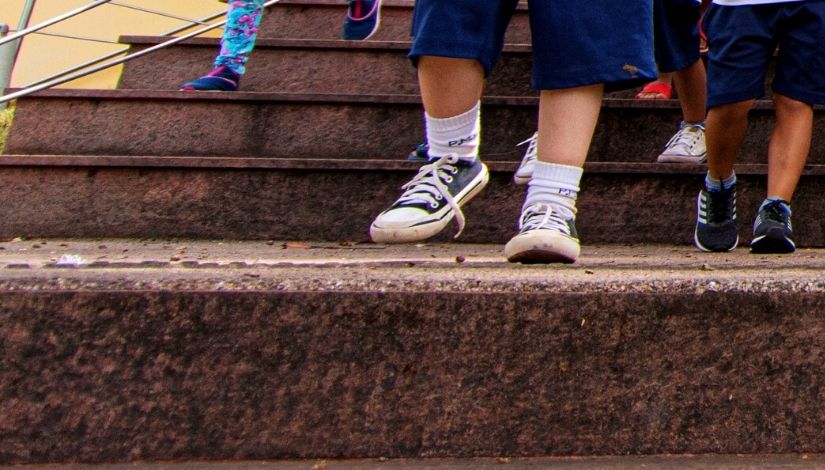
left=20, top=6, right=232, bottom=89
left=28, top=30, right=120, bottom=45
left=0, top=0, right=283, bottom=105
left=0, top=0, right=113, bottom=47
left=108, top=1, right=212, bottom=26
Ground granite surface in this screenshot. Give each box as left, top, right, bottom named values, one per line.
left=2, top=242, right=825, bottom=463
left=2, top=165, right=825, bottom=246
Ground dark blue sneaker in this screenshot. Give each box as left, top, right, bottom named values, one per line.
left=694, top=180, right=738, bottom=252
left=751, top=199, right=795, bottom=254
left=342, top=0, right=382, bottom=40
left=370, top=154, right=489, bottom=243
left=180, top=66, right=241, bottom=91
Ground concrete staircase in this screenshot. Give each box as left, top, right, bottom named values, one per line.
left=2, top=0, right=825, bottom=466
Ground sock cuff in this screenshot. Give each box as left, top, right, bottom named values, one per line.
left=683, top=120, right=705, bottom=130
left=705, top=171, right=736, bottom=191
left=762, top=196, right=792, bottom=214
left=425, top=101, right=481, bottom=133
left=532, top=161, right=584, bottom=185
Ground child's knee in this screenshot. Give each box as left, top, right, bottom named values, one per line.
left=709, top=100, right=754, bottom=121
left=774, top=93, right=813, bottom=116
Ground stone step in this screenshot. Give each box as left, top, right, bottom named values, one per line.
left=255, top=0, right=530, bottom=43
left=3, top=241, right=825, bottom=463
left=3, top=455, right=825, bottom=469
left=3, top=90, right=813, bottom=164
left=1, top=156, right=825, bottom=246
left=117, top=37, right=533, bottom=96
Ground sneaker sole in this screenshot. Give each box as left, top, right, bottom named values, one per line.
left=657, top=153, right=707, bottom=164
left=750, top=230, right=795, bottom=254
left=512, top=170, right=531, bottom=186
left=694, top=228, right=739, bottom=253
left=504, top=230, right=580, bottom=264
left=369, top=164, right=490, bottom=244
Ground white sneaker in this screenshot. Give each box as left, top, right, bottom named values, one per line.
left=370, top=154, right=489, bottom=243
left=657, top=122, right=706, bottom=163
left=513, top=132, right=537, bottom=185
left=504, top=202, right=580, bottom=264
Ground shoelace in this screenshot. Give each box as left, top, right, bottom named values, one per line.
left=760, top=200, right=791, bottom=229
left=704, top=185, right=735, bottom=224
left=665, top=125, right=702, bottom=152
left=516, top=132, right=538, bottom=169
left=397, top=154, right=467, bottom=237
left=519, top=203, right=571, bottom=235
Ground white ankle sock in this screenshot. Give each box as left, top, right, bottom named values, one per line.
left=425, top=101, right=480, bottom=162
left=524, top=161, right=583, bottom=219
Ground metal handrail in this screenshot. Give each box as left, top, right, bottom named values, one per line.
left=108, top=1, right=212, bottom=26
left=0, top=0, right=283, bottom=105
left=20, top=6, right=234, bottom=89
left=0, top=0, right=113, bottom=47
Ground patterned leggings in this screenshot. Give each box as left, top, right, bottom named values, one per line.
left=215, top=0, right=264, bottom=75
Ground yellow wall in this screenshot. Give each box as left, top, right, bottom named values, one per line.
left=0, top=0, right=225, bottom=89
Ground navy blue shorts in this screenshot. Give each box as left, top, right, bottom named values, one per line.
left=409, top=0, right=656, bottom=92
left=703, top=1, right=825, bottom=107
left=654, top=0, right=701, bottom=73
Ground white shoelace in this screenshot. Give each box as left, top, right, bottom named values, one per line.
left=516, top=132, right=538, bottom=170
left=664, top=125, right=702, bottom=153
left=397, top=154, right=467, bottom=237
left=519, top=203, right=572, bottom=235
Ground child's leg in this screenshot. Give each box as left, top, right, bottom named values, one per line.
left=180, top=0, right=264, bottom=91
left=673, top=58, right=706, bottom=124
left=505, top=0, right=655, bottom=263
left=370, top=55, right=489, bottom=243
left=537, top=86, right=603, bottom=168
left=418, top=57, right=484, bottom=119
left=705, top=99, right=752, bottom=181
left=766, top=93, right=813, bottom=201
left=748, top=93, right=811, bottom=253
left=654, top=0, right=708, bottom=163
left=370, top=0, right=517, bottom=244
left=215, top=0, right=265, bottom=75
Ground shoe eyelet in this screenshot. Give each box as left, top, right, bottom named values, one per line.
left=444, top=176, right=454, bottom=183
left=430, top=202, right=438, bottom=209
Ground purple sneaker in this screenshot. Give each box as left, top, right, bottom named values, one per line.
left=343, top=0, right=382, bottom=40
left=180, top=66, right=241, bottom=91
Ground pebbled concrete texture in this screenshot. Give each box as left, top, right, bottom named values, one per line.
left=4, top=242, right=825, bottom=463
left=118, top=39, right=532, bottom=97
left=6, top=91, right=823, bottom=165
left=2, top=163, right=825, bottom=246
left=3, top=455, right=825, bottom=470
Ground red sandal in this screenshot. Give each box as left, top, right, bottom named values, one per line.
left=635, top=81, right=673, bottom=100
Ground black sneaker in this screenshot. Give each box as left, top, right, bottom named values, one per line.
left=504, top=202, right=580, bottom=263
left=694, top=181, right=738, bottom=252
left=751, top=199, right=795, bottom=253
left=370, top=154, right=489, bottom=243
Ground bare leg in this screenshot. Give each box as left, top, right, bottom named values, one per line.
left=536, top=84, right=604, bottom=167
left=705, top=100, right=753, bottom=180
left=369, top=56, right=489, bottom=244
left=673, top=58, right=707, bottom=123
left=767, top=93, right=813, bottom=201
left=418, top=57, right=484, bottom=118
